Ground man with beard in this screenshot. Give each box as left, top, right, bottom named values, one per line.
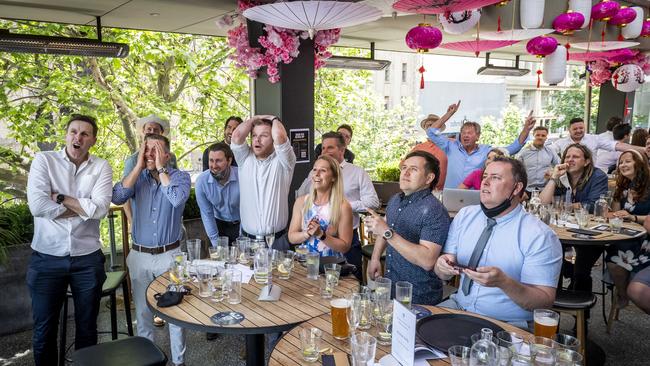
left=196, top=142, right=240, bottom=245
left=434, top=157, right=562, bottom=328
left=26, top=114, right=112, bottom=365
left=112, top=133, right=190, bottom=366
left=202, top=116, right=243, bottom=171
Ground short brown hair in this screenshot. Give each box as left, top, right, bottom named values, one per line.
left=461, top=121, right=481, bottom=135
left=321, top=131, right=345, bottom=147
left=66, top=114, right=98, bottom=137
left=144, top=133, right=170, bottom=152
left=491, top=156, right=528, bottom=197
left=337, top=124, right=353, bottom=137
left=403, top=150, right=440, bottom=190
left=208, top=142, right=234, bottom=161
left=252, top=118, right=273, bottom=128
left=533, top=126, right=548, bottom=133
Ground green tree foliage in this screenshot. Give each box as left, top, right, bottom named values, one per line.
left=0, top=20, right=250, bottom=200
left=546, top=69, right=599, bottom=132
left=480, top=104, right=526, bottom=147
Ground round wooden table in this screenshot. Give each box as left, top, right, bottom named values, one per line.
left=146, top=262, right=359, bottom=366
left=269, top=305, right=531, bottom=366
left=551, top=220, right=646, bottom=246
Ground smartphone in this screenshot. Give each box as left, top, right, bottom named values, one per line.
left=446, top=259, right=474, bottom=271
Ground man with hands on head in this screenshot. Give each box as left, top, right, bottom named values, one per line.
left=112, top=133, right=190, bottom=366
left=365, top=151, right=451, bottom=305
left=427, top=102, right=536, bottom=188
left=230, top=114, right=296, bottom=240
left=434, top=157, right=562, bottom=328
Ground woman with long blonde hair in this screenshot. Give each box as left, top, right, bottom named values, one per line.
left=288, top=155, right=353, bottom=256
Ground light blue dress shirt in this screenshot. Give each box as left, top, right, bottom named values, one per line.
left=443, top=204, right=562, bottom=322
left=112, top=168, right=190, bottom=247
left=195, top=167, right=240, bottom=246
left=427, top=128, right=525, bottom=188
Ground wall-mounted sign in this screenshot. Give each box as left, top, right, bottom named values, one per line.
left=289, top=128, right=310, bottom=163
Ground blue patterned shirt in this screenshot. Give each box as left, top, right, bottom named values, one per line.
left=385, top=188, right=451, bottom=305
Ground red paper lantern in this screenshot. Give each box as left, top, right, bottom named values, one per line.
left=553, top=11, right=585, bottom=35
left=641, top=19, right=650, bottom=37
left=526, top=36, right=559, bottom=57
left=591, top=0, right=620, bottom=22
left=608, top=6, right=637, bottom=27
left=405, top=23, right=443, bottom=52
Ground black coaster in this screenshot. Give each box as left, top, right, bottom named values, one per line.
left=211, top=311, right=245, bottom=325
left=411, top=305, right=432, bottom=320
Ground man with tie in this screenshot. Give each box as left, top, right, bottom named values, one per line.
left=434, top=157, right=562, bottom=328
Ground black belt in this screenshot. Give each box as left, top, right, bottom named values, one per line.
left=242, top=229, right=286, bottom=240
left=216, top=218, right=240, bottom=226
left=131, top=240, right=180, bottom=255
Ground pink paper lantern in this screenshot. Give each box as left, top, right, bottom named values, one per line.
left=526, top=36, right=559, bottom=57
left=553, top=11, right=585, bottom=35
left=591, top=0, right=620, bottom=22
left=405, top=24, right=443, bottom=52
left=608, top=6, right=637, bottom=26
left=642, top=19, right=650, bottom=37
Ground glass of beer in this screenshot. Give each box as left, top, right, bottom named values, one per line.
left=330, top=298, right=350, bottom=340
left=533, top=309, right=559, bottom=338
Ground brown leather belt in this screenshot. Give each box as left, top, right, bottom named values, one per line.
left=132, top=240, right=180, bottom=255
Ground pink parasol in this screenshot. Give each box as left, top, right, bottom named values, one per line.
left=572, top=41, right=639, bottom=51
left=569, top=49, right=638, bottom=62
left=392, top=0, right=503, bottom=15
left=439, top=39, right=518, bottom=56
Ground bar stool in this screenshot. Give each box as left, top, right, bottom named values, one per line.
left=361, top=244, right=386, bottom=285
left=552, top=289, right=597, bottom=358
left=71, top=336, right=167, bottom=366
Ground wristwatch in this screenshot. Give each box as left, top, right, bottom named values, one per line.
left=56, top=194, right=65, bottom=204
left=383, top=229, right=394, bottom=240
left=319, top=232, right=327, bottom=241
left=157, top=167, right=169, bottom=175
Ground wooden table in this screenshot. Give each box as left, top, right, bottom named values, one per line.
left=551, top=220, right=646, bottom=246
left=269, top=305, right=531, bottom=366
left=146, top=262, right=359, bottom=366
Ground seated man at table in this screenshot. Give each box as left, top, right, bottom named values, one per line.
left=112, top=133, right=190, bottom=366
left=365, top=151, right=451, bottom=305
left=434, top=157, right=562, bottom=328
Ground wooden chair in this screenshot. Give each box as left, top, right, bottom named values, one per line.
left=552, top=289, right=597, bottom=359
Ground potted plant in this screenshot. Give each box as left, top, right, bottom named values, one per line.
left=373, top=162, right=401, bottom=206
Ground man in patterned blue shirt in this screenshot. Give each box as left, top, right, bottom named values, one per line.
left=365, top=150, right=451, bottom=305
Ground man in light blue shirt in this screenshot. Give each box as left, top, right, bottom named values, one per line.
left=427, top=105, right=536, bottom=188
left=434, top=157, right=562, bottom=327
left=112, top=133, right=190, bottom=366
left=195, top=142, right=240, bottom=245
left=517, top=126, right=559, bottom=192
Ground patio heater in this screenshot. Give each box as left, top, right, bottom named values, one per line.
left=324, top=42, right=391, bottom=70
left=0, top=17, right=129, bottom=58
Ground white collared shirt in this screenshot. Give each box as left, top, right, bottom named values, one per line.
left=27, top=150, right=113, bottom=257
left=549, top=133, right=617, bottom=163
left=297, top=161, right=380, bottom=228
left=231, top=140, right=296, bottom=236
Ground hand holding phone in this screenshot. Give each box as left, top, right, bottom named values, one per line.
left=446, top=259, right=474, bottom=272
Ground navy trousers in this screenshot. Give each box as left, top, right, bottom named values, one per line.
left=26, top=249, right=106, bottom=366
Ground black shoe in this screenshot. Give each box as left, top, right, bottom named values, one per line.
left=206, top=332, right=219, bottom=341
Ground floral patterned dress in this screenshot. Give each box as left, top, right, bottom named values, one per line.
left=607, top=189, right=650, bottom=274
left=301, top=201, right=342, bottom=258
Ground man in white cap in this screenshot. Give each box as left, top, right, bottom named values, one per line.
left=123, top=115, right=177, bottom=176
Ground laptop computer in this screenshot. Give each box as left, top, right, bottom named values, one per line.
left=442, top=188, right=481, bottom=212
left=372, top=181, right=402, bottom=206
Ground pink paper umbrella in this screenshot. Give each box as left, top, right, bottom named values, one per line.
left=569, top=49, right=638, bottom=62
left=392, top=0, right=503, bottom=15
left=439, top=39, right=518, bottom=57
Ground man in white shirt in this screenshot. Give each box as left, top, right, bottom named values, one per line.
left=549, top=117, right=641, bottom=162
left=596, top=122, right=631, bottom=173
left=230, top=115, right=296, bottom=239
left=297, top=131, right=380, bottom=278
left=26, top=114, right=113, bottom=366
left=594, top=116, right=622, bottom=171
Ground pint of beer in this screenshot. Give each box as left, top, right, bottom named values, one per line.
left=331, top=298, right=350, bottom=340
left=533, top=309, right=559, bottom=339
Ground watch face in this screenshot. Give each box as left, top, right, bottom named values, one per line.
left=383, top=229, right=393, bottom=239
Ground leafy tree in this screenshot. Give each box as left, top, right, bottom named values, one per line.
left=480, top=104, right=526, bottom=147
left=546, top=69, right=599, bottom=132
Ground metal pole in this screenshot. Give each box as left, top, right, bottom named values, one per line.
left=584, top=65, right=592, bottom=133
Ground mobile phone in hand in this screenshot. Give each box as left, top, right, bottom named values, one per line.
left=446, top=260, right=474, bottom=271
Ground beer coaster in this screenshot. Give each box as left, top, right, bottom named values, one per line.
left=411, top=305, right=432, bottom=320
left=211, top=311, right=245, bottom=325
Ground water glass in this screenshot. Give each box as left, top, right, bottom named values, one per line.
left=374, top=277, right=392, bottom=303
left=208, top=246, right=223, bottom=261
left=225, top=269, right=242, bottom=304
left=251, top=238, right=266, bottom=253
left=510, top=353, right=534, bottom=366
left=196, top=265, right=214, bottom=298
left=350, top=331, right=377, bottom=366
left=210, top=267, right=226, bottom=302
left=217, top=236, right=229, bottom=248
left=496, top=331, right=526, bottom=353
left=555, top=349, right=583, bottom=366
left=169, top=260, right=188, bottom=285
left=375, top=300, right=393, bottom=346
left=237, top=238, right=251, bottom=264
left=299, top=327, right=322, bottom=362
left=227, top=246, right=239, bottom=265
left=497, top=345, right=512, bottom=366
left=319, top=275, right=335, bottom=299
left=552, top=333, right=580, bottom=352
left=278, top=251, right=295, bottom=280
left=186, top=238, right=202, bottom=262
left=448, top=345, right=470, bottom=366
left=254, top=248, right=270, bottom=284
left=271, top=249, right=284, bottom=271
left=610, top=217, right=623, bottom=233
left=295, top=244, right=308, bottom=262
left=395, top=281, right=413, bottom=309
left=356, top=292, right=373, bottom=330
left=306, top=252, right=320, bottom=280
left=346, top=293, right=362, bottom=332
left=324, top=263, right=341, bottom=286
left=574, top=209, right=589, bottom=229
left=529, top=337, right=556, bottom=366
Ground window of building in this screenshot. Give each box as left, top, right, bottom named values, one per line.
left=384, top=96, right=390, bottom=110
left=401, top=63, right=407, bottom=83
left=385, top=67, right=391, bottom=83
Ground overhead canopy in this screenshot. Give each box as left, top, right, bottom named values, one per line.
left=0, top=0, right=649, bottom=61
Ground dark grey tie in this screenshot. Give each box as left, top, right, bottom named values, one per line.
left=461, top=218, right=497, bottom=296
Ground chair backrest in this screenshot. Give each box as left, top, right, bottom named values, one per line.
left=107, top=206, right=129, bottom=271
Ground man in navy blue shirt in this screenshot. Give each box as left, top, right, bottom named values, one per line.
left=365, top=150, right=451, bottom=305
